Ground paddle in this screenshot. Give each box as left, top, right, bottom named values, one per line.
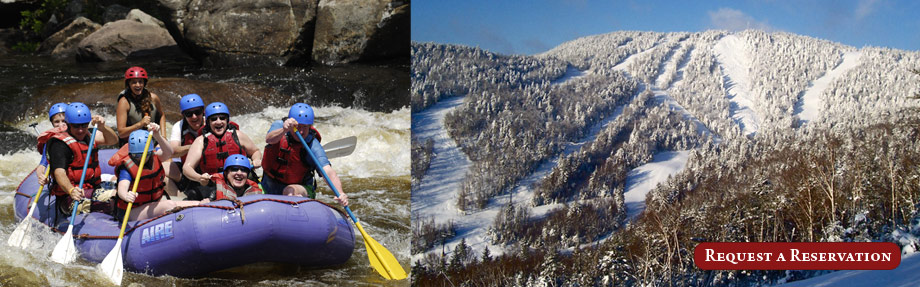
left=7, top=147, right=51, bottom=249
left=98, top=130, right=154, bottom=285
left=50, top=123, right=98, bottom=264
left=293, top=127, right=406, bottom=280
left=323, top=136, right=357, bottom=159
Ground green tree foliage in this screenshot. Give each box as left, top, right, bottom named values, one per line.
left=19, top=0, right=68, bottom=34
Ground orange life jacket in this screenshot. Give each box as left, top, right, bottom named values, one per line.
left=198, top=121, right=243, bottom=174
left=49, top=132, right=101, bottom=196
left=109, top=146, right=165, bottom=210
left=212, top=173, right=261, bottom=201
left=36, top=126, right=67, bottom=155
left=262, top=126, right=322, bottom=185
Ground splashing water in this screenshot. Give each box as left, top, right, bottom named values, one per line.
left=0, top=105, right=410, bottom=286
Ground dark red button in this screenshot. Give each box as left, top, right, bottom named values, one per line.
left=694, top=242, right=900, bottom=270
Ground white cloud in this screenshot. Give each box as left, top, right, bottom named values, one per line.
left=855, top=0, right=881, bottom=20
left=708, top=8, right=774, bottom=32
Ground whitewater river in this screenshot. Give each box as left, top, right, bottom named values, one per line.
left=0, top=55, right=410, bottom=286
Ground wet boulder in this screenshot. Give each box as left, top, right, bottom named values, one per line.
left=312, top=0, right=409, bottom=65
left=166, top=0, right=318, bottom=57
left=126, top=8, right=166, bottom=28
left=76, top=19, right=179, bottom=62
left=39, top=17, right=101, bottom=59
left=155, top=0, right=407, bottom=65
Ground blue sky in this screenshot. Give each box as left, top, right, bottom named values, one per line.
left=412, top=0, right=920, bottom=55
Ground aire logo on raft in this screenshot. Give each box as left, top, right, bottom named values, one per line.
left=141, top=221, right=175, bottom=247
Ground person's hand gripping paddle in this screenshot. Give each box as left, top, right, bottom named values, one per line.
left=293, top=126, right=406, bottom=280
left=98, top=130, right=154, bottom=285
left=51, top=123, right=98, bottom=263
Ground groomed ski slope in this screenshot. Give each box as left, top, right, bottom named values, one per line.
left=714, top=34, right=761, bottom=137
left=796, top=51, right=863, bottom=124
left=624, top=150, right=691, bottom=220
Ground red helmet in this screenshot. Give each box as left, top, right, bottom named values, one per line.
left=125, top=66, right=148, bottom=80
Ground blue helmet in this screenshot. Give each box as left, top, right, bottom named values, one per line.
left=128, top=130, right=154, bottom=154
left=288, top=103, right=314, bottom=125
left=49, top=103, right=68, bottom=120
left=205, top=102, right=230, bottom=118
left=223, top=154, right=252, bottom=171
left=180, top=94, right=205, bottom=112
left=65, top=102, right=92, bottom=124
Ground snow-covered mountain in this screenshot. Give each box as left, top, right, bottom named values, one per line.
left=411, top=30, right=920, bottom=286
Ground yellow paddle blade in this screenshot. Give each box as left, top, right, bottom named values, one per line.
left=355, top=222, right=406, bottom=280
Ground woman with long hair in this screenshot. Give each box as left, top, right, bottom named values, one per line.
left=116, top=66, right=165, bottom=146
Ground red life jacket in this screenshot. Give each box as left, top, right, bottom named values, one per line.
left=179, top=119, right=199, bottom=163
left=262, top=126, right=322, bottom=185
left=109, top=146, right=165, bottom=210
left=198, top=121, right=243, bottom=174
left=49, top=132, right=101, bottom=196
left=212, top=173, right=261, bottom=201
left=36, top=126, right=67, bottom=154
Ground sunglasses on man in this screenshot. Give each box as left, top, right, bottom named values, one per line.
left=208, top=115, right=228, bottom=122
left=225, top=166, right=250, bottom=173
left=183, top=108, right=204, bottom=118
left=69, top=123, right=89, bottom=129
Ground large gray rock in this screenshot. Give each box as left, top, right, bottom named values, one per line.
left=312, top=0, right=409, bottom=65
left=155, top=0, right=407, bottom=65
left=174, top=0, right=317, bottom=56
left=39, top=17, right=101, bottom=59
left=126, top=9, right=165, bottom=28
left=76, top=19, right=178, bottom=61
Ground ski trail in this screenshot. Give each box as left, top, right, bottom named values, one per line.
left=623, top=151, right=691, bottom=220
left=652, top=44, right=720, bottom=142
left=655, top=43, right=682, bottom=89
left=620, top=39, right=697, bottom=220
left=714, top=34, right=761, bottom=137
left=411, top=96, right=471, bottom=221
left=552, top=65, right=588, bottom=85
left=614, top=47, right=656, bottom=71
left=796, top=51, right=863, bottom=124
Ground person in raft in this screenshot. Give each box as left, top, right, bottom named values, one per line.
left=116, top=66, right=165, bottom=146
left=182, top=102, right=262, bottom=200
left=201, top=154, right=263, bottom=203
left=35, top=103, right=70, bottom=186
left=111, top=128, right=200, bottom=221
left=164, top=93, right=207, bottom=196
left=46, top=102, right=118, bottom=214
left=261, top=103, right=348, bottom=206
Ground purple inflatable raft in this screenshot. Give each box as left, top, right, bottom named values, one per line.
left=13, top=149, right=355, bottom=277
